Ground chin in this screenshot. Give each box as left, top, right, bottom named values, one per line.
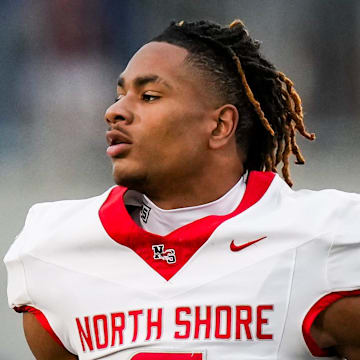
left=112, top=163, right=148, bottom=191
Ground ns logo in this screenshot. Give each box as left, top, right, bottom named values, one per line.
left=152, top=244, right=176, bottom=264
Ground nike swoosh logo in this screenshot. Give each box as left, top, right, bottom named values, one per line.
left=230, top=236, right=267, bottom=252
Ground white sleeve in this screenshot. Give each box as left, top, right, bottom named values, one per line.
left=3, top=205, right=40, bottom=309
left=326, top=195, right=360, bottom=291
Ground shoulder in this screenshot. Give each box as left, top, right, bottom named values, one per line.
left=28, top=186, right=118, bottom=224
left=273, top=174, right=360, bottom=217
left=295, top=186, right=360, bottom=226
left=270, top=176, right=360, bottom=291
left=4, top=186, right=120, bottom=262
left=256, top=174, right=360, bottom=243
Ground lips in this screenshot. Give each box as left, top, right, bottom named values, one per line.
left=106, top=130, right=132, bottom=158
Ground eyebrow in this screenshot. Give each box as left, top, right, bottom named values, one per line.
left=117, top=74, right=172, bottom=90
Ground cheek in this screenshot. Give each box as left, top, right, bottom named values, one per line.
left=156, top=117, right=202, bottom=149
left=134, top=103, right=208, bottom=161
left=157, top=123, right=207, bottom=167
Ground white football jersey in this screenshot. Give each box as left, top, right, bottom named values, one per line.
left=4, top=171, right=360, bottom=359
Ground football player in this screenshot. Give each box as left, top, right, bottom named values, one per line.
left=5, top=19, right=360, bottom=360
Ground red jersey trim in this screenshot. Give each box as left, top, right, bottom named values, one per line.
left=14, top=305, right=64, bottom=347
left=302, top=290, right=360, bottom=357
left=131, top=353, right=203, bottom=360
left=99, top=171, right=275, bottom=280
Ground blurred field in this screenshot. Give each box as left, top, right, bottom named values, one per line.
left=1, top=0, right=359, bottom=358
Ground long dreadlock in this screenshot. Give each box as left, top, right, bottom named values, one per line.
left=152, top=19, right=315, bottom=187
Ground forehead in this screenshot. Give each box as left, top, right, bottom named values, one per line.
left=120, top=42, right=191, bottom=86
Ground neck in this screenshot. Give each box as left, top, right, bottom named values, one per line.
left=144, top=158, right=244, bottom=210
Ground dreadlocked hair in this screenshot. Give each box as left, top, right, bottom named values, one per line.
left=152, top=19, right=315, bottom=187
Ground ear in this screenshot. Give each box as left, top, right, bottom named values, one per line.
left=209, top=104, right=239, bottom=150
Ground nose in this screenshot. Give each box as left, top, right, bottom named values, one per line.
left=104, top=100, right=134, bottom=126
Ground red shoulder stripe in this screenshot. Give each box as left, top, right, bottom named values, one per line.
left=302, top=290, right=360, bottom=356
left=15, top=305, right=64, bottom=347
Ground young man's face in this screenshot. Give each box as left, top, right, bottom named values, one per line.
left=104, top=42, right=217, bottom=193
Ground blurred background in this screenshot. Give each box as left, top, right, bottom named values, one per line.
left=0, top=0, right=359, bottom=358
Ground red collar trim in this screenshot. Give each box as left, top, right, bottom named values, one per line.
left=99, top=171, right=275, bottom=280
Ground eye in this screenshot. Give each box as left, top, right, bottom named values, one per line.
left=142, top=93, right=160, bottom=102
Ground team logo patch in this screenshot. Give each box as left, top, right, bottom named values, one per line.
left=140, top=203, right=151, bottom=223
left=152, top=244, right=176, bottom=264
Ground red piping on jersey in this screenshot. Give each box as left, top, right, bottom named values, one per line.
left=302, top=290, right=360, bottom=357
left=14, top=305, right=64, bottom=347
left=99, top=171, right=275, bottom=281
left=131, top=353, right=203, bottom=359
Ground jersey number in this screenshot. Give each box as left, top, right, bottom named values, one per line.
left=130, top=353, right=204, bottom=359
